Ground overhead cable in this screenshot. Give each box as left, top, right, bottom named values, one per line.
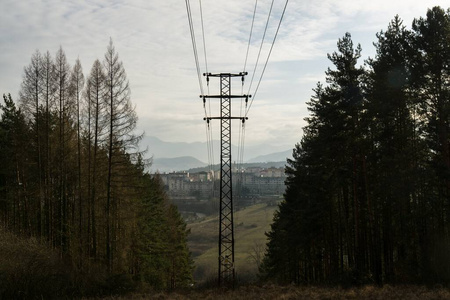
left=243, top=0, right=258, bottom=74
left=246, top=0, right=275, bottom=96
left=185, top=0, right=205, bottom=97
left=246, top=0, right=289, bottom=117
left=238, top=0, right=258, bottom=174
left=199, top=0, right=209, bottom=77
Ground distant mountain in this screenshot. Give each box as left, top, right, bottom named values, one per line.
left=143, top=138, right=293, bottom=173
left=150, top=156, right=207, bottom=173
left=186, top=161, right=287, bottom=173
left=247, top=149, right=292, bottom=163
left=141, top=136, right=209, bottom=161
left=141, top=135, right=292, bottom=163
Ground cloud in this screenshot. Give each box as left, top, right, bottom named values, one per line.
left=1, top=0, right=450, bottom=156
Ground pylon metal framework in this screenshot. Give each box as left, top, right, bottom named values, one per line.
left=202, top=72, right=249, bottom=287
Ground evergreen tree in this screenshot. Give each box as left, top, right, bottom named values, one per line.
left=263, top=7, right=450, bottom=285
left=262, top=33, right=367, bottom=284
left=411, top=6, right=450, bottom=282
left=165, top=203, right=194, bottom=289
left=0, top=94, right=29, bottom=232
left=365, top=15, right=419, bottom=282
left=131, top=174, right=193, bottom=289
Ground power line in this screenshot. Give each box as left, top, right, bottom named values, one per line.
left=199, top=0, right=209, bottom=77
left=243, top=0, right=258, bottom=74
left=246, top=0, right=275, bottom=96
left=185, top=0, right=204, bottom=96
left=186, top=0, right=217, bottom=198
left=205, top=121, right=212, bottom=169
left=205, top=121, right=216, bottom=199
left=198, top=0, right=215, bottom=182
left=246, top=0, right=289, bottom=118
left=237, top=0, right=257, bottom=179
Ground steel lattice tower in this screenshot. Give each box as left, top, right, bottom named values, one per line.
left=202, top=72, right=249, bottom=287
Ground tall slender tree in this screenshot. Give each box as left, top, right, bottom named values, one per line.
left=85, top=59, right=106, bottom=259
left=103, top=39, right=139, bottom=272
left=70, top=58, right=85, bottom=265
left=411, top=6, right=450, bottom=281
left=40, top=51, right=56, bottom=243
left=19, top=50, right=44, bottom=238
left=0, top=94, right=29, bottom=233
left=262, top=33, right=367, bottom=283
left=54, top=46, right=72, bottom=252
left=2, top=43, right=193, bottom=290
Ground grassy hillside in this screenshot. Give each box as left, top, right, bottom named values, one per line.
left=187, top=203, right=278, bottom=282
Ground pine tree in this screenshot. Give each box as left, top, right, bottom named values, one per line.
left=411, top=6, right=450, bottom=282
left=365, top=15, right=419, bottom=282
left=131, top=174, right=193, bottom=289
left=165, top=203, right=194, bottom=289
left=0, top=95, right=29, bottom=232
left=263, top=33, right=368, bottom=284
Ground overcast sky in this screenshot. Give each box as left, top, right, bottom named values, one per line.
left=1, top=0, right=449, bottom=161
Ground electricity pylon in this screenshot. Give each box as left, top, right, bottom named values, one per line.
left=201, top=72, right=249, bottom=287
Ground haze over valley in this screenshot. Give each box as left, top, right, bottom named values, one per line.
left=143, top=135, right=292, bottom=172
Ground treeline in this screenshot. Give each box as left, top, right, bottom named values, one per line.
left=262, top=7, right=450, bottom=285
left=0, top=40, right=192, bottom=295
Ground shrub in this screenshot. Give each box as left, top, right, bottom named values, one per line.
left=0, top=229, right=71, bottom=299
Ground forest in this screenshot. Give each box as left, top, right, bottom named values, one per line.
left=0, top=40, right=192, bottom=298
left=262, top=6, right=450, bottom=286
left=2, top=4, right=450, bottom=300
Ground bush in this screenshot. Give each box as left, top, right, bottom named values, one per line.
left=0, top=227, right=188, bottom=298
left=0, top=229, right=71, bottom=299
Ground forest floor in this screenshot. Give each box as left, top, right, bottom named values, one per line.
left=187, top=202, right=278, bottom=282
left=87, top=284, right=450, bottom=299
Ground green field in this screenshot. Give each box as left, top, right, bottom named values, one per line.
left=187, top=203, right=278, bottom=282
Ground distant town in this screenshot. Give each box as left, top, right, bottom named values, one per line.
left=158, top=166, right=286, bottom=220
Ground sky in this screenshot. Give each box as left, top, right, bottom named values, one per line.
left=1, top=0, right=449, bottom=162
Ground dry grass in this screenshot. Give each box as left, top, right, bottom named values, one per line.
left=0, top=227, right=134, bottom=298
left=86, top=284, right=450, bottom=299
left=0, top=228, right=72, bottom=299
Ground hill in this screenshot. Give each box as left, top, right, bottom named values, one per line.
left=187, top=203, right=278, bottom=282
left=142, top=136, right=209, bottom=162
left=186, top=161, right=287, bottom=173
left=141, top=135, right=292, bottom=163
left=246, top=149, right=292, bottom=163
left=150, top=156, right=207, bottom=173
